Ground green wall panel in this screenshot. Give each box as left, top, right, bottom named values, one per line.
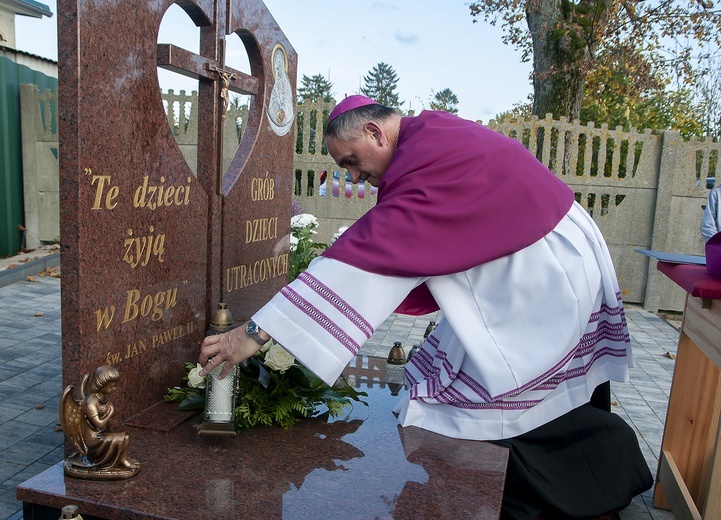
left=0, top=56, right=57, bottom=257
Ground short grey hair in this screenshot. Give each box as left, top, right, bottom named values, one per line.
left=324, top=103, right=397, bottom=142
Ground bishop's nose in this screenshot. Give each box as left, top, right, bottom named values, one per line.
left=347, top=169, right=362, bottom=183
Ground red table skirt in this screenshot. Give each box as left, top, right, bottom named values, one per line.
left=657, top=261, right=721, bottom=299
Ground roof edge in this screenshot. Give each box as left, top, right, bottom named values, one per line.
left=0, top=44, right=58, bottom=64
left=2, top=0, right=53, bottom=18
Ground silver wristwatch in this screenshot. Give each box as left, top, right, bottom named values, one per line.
left=245, top=320, right=266, bottom=345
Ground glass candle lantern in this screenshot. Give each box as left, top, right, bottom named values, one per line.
left=199, top=303, right=239, bottom=436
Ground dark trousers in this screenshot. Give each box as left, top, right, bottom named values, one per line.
left=492, top=384, right=652, bottom=520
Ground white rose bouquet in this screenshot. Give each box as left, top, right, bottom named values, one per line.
left=263, top=342, right=295, bottom=373
left=165, top=339, right=366, bottom=432
left=186, top=363, right=207, bottom=388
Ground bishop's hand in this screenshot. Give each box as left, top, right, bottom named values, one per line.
left=199, top=324, right=267, bottom=379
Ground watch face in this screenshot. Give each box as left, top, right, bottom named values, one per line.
left=246, top=321, right=258, bottom=334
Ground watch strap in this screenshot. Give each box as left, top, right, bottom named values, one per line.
left=245, top=320, right=267, bottom=346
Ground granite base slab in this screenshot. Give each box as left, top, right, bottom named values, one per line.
left=18, top=359, right=508, bottom=519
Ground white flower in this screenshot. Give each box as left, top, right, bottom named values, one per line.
left=187, top=363, right=206, bottom=389
left=332, top=226, right=349, bottom=243
left=289, top=235, right=299, bottom=252
left=259, top=339, right=273, bottom=354
left=263, top=343, right=295, bottom=373
left=291, top=213, right=319, bottom=231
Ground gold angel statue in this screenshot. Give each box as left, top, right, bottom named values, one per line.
left=59, top=365, right=140, bottom=480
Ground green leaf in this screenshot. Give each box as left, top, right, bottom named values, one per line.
left=177, top=392, right=206, bottom=411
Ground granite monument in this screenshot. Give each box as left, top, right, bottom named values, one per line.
left=57, top=0, right=296, bottom=425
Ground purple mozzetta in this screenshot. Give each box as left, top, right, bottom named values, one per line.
left=324, top=110, right=574, bottom=314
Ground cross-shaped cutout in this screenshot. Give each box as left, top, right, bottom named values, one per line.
left=158, top=40, right=261, bottom=194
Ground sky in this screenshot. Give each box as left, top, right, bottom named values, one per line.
left=14, top=0, right=533, bottom=122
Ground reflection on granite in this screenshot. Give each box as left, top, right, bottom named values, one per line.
left=19, top=358, right=508, bottom=519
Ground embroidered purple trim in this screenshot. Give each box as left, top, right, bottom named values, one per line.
left=280, top=286, right=361, bottom=355
left=457, top=317, right=628, bottom=403
left=298, top=272, right=374, bottom=339
left=407, top=303, right=630, bottom=411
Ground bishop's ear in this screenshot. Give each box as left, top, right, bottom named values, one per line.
left=364, top=121, right=384, bottom=143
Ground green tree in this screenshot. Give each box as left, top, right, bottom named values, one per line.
left=695, top=57, right=721, bottom=138
left=297, top=74, right=334, bottom=103
left=493, top=101, right=533, bottom=123
left=429, top=88, right=460, bottom=114
left=579, top=42, right=705, bottom=136
left=360, top=62, right=404, bottom=109
left=469, top=0, right=721, bottom=122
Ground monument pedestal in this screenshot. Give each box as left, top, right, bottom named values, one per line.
left=18, top=357, right=508, bottom=519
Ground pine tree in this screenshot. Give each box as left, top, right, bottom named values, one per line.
left=429, top=88, right=459, bottom=115
left=297, top=74, right=334, bottom=103
left=360, top=62, right=403, bottom=109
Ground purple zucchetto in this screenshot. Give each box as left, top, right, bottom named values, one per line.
left=327, top=95, right=379, bottom=123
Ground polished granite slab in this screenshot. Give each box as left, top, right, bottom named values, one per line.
left=18, top=358, right=508, bottom=519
